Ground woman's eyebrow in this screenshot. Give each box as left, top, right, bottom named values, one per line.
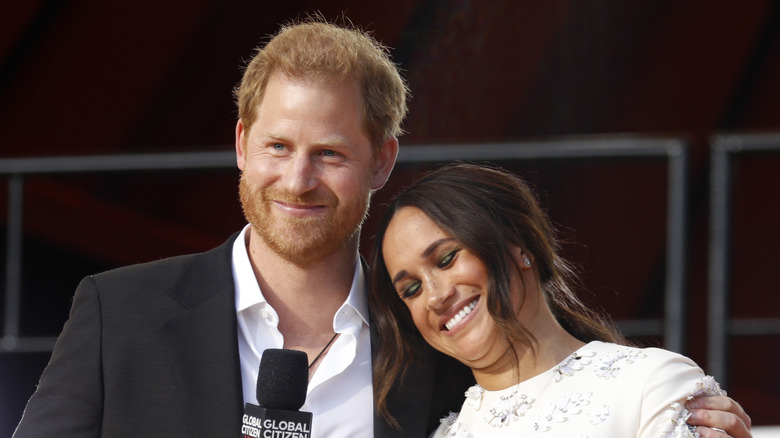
left=390, top=238, right=454, bottom=285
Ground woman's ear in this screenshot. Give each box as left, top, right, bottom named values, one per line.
left=511, top=246, right=534, bottom=270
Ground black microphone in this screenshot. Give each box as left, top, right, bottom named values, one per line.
left=241, top=349, right=313, bottom=438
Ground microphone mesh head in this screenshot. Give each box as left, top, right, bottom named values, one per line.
left=256, top=348, right=309, bottom=410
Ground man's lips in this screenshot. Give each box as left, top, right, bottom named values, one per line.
left=273, top=200, right=327, bottom=217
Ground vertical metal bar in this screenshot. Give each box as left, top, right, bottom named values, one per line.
left=708, top=136, right=736, bottom=385
left=2, top=174, right=24, bottom=351
left=664, top=140, right=688, bottom=353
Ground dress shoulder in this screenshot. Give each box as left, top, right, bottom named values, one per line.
left=431, top=341, right=724, bottom=438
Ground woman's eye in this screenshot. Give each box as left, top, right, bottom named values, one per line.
left=437, top=249, right=459, bottom=268
left=400, top=281, right=421, bottom=299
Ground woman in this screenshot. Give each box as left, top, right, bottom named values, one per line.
left=369, top=163, right=750, bottom=437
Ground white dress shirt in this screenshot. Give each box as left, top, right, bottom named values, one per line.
left=232, top=225, right=374, bottom=437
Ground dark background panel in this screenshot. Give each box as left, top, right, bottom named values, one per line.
left=2, top=1, right=779, bottom=435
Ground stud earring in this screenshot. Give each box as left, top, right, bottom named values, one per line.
left=523, top=256, right=531, bottom=267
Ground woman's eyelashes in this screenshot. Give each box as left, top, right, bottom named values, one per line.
left=398, top=247, right=461, bottom=299
left=400, top=281, right=421, bottom=299
left=437, top=248, right=460, bottom=268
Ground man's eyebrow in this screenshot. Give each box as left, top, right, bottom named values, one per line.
left=261, top=132, right=351, bottom=148
left=260, top=131, right=288, bottom=142
left=314, top=135, right=350, bottom=147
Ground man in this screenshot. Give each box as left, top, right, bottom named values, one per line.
left=14, top=18, right=752, bottom=438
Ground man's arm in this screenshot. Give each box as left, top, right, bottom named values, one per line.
left=13, top=277, right=104, bottom=437
left=686, top=395, right=752, bottom=438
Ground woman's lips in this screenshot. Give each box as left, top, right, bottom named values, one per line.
left=444, top=298, right=479, bottom=331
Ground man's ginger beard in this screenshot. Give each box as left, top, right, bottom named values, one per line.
left=239, top=173, right=371, bottom=267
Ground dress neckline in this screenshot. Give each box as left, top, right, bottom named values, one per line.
left=475, top=340, right=601, bottom=395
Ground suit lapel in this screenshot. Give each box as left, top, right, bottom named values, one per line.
left=164, top=235, right=244, bottom=437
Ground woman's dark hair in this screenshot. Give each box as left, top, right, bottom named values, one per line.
left=369, top=162, right=627, bottom=426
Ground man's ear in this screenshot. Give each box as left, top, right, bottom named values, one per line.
left=235, top=119, right=247, bottom=171
left=371, top=136, right=399, bottom=190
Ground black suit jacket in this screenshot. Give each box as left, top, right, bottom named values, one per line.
left=14, top=234, right=472, bottom=437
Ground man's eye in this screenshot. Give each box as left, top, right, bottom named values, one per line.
left=272, top=143, right=285, bottom=150
left=400, top=282, right=421, bottom=299
left=322, top=149, right=337, bottom=157
left=437, top=249, right=459, bottom=268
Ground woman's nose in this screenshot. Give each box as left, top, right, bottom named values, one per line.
left=426, top=283, right=455, bottom=311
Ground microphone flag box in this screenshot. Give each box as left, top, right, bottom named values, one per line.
left=241, top=403, right=313, bottom=438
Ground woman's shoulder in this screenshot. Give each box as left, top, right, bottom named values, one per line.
left=583, top=341, right=696, bottom=366
left=570, top=341, right=707, bottom=387
left=430, top=341, right=724, bottom=438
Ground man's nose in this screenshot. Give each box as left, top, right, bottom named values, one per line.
left=282, top=154, right=318, bottom=196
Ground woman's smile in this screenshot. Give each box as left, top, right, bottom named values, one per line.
left=442, top=297, right=479, bottom=332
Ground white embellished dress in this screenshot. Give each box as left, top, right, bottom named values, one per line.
left=432, top=341, right=723, bottom=438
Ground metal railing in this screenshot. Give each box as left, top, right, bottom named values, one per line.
left=1, top=151, right=238, bottom=352
left=2, top=137, right=689, bottom=352
left=708, top=133, right=780, bottom=385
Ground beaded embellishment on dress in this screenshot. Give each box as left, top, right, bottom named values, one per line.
left=594, top=348, right=646, bottom=379
left=485, top=390, right=534, bottom=427
left=552, top=349, right=595, bottom=382
left=482, top=348, right=591, bottom=428
left=658, top=376, right=724, bottom=438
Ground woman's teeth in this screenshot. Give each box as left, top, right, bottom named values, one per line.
left=444, top=299, right=478, bottom=331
